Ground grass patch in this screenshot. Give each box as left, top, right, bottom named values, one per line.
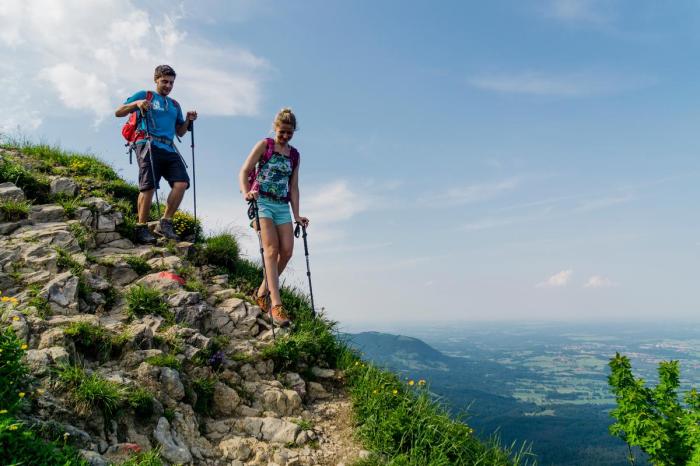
left=197, top=233, right=239, bottom=272
left=153, top=333, right=184, bottom=354
left=53, top=195, right=81, bottom=218
left=26, top=285, right=51, bottom=319
left=126, top=386, right=155, bottom=418
left=0, top=155, right=51, bottom=203
left=341, top=352, right=533, bottom=465
left=119, top=448, right=164, bottom=466
left=0, top=199, right=31, bottom=221
left=191, top=377, right=216, bottom=415
left=145, top=354, right=182, bottom=371
left=125, top=285, right=171, bottom=321
left=125, top=256, right=152, bottom=276
left=0, top=327, right=29, bottom=413
left=56, top=365, right=124, bottom=417
left=0, top=416, right=89, bottom=466
left=63, top=322, right=113, bottom=361
left=68, top=222, right=93, bottom=251
left=54, top=247, right=84, bottom=276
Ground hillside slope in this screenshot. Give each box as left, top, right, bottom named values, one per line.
left=0, top=142, right=530, bottom=465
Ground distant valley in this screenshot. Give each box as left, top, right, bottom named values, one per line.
left=344, top=322, right=700, bottom=465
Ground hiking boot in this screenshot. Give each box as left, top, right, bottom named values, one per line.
left=155, top=218, right=180, bottom=241
left=134, top=224, right=157, bottom=244
left=270, top=304, right=291, bottom=327
left=256, top=292, right=271, bottom=313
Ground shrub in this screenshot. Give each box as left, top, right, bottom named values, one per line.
left=191, top=377, right=216, bottom=415
left=199, top=233, right=239, bottom=272
left=0, top=199, right=31, bottom=221
left=152, top=333, right=184, bottom=354
left=63, top=322, right=112, bottom=361
left=172, top=210, right=202, bottom=240
left=608, top=354, right=700, bottom=465
left=103, top=179, right=139, bottom=205
left=126, top=285, right=170, bottom=320
left=145, top=354, right=182, bottom=371
left=125, top=256, right=152, bottom=276
left=0, top=416, right=88, bottom=466
left=0, top=327, right=29, bottom=413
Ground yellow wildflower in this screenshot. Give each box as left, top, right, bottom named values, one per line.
left=20, top=344, right=28, bottom=350
left=18, top=392, right=25, bottom=398
left=372, top=389, right=378, bottom=395
left=418, top=380, right=426, bottom=386
left=392, top=389, right=398, bottom=395
left=0, top=409, right=7, bottom=414
left=354, top=361, right=359, bottom=366
left=10, top=298, right=18, bottom=304
left=9, top=424, right=18, bottom=431
left=35, top=388, right=45, bottom=395
left=1, top=296, right=9, bottom=302
left=12, top=316, right=20, bottom=321
left=408, top=380, right=415, bottom=386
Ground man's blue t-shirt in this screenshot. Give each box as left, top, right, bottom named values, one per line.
left=125, top=91, right=184, bottom=153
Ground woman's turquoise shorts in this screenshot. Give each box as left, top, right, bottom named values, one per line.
left=257, top=196, right=292, bottom=225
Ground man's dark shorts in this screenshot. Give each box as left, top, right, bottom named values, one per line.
left=137, top=144, right=190, bottom=192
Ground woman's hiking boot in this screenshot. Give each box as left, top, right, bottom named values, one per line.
left=256, top=293, right=271, bottom=313
left=270, top=305, right=291, bottom=327
left=155, top=218, right=180, bottom=240
left=134, top=224, right=157, bottom=245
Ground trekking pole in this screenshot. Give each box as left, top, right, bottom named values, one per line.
left=248, top=199, right=275, bottom=340
left=188, top=120, right=198, bottom=239
left=294, top=223, right=316, bottom=317
left=143, top=108, right=161, bottom=219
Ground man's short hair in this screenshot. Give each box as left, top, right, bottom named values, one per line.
left=154, top=65, right=177, bottom=80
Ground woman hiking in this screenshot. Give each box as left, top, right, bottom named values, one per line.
left=239, top=108, right=309, bottom=327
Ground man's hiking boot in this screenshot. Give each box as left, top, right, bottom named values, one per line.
left=155, top=218, right=180, bottom=241
left=134, top=224, right=157, bottom=245
left=270, top=304, right=291, bottom=327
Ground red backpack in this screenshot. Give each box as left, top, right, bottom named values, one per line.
left=121, top=91, right=153, bottom=144
left=248, top=138, right=300, bottom=201
left=121, top=91, right=182, bottom=144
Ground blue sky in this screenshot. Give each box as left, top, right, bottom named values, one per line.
left=1, top=1, right=699, bottom=326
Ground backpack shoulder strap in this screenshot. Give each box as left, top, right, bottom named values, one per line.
left=260, top=138, right=275, bottom=164
left=169, top=98, right=180, bottom=108
left=289, top=146, right=300, bottom=171
left=146, top=90, right=153, bottom=102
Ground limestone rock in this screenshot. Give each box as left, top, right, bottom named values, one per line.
left=213, top=382, right=240, bottom=417
left=153, top=417, right=192, bottom=465
left=307, top=381, right=331, bottom=401
left=160, top=367, right=185, bottom=401
left=29, top=205, right=65, bottom=223
left=50, top=177, right=78, bottom=197
left=219, top=436, right=253, bottom=461
left=0, top=182, right=25, bottom=202
left=41, top=272, right=79, bottom=311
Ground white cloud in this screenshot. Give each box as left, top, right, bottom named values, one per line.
left=544, top=0, right=610, bottom=24
left=304, top=180, right=370, bottom=224
left=537, top=269, right=573, bottom=288
left=575, top=193, right=634, bottom=212
left=426, top=178, right=520, bottom=206
left=0, top=0, right=267, bottom=130
left=468, top=71, right=653, bottom=97
left=584, top=275, right=615, bottom=288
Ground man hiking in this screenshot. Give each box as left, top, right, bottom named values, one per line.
left=115, top=64, right=197, bottom=244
